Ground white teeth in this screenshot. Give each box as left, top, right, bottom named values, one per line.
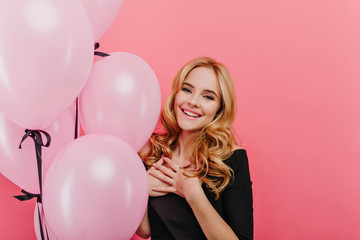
left=183, top=110, right=200, bottom=118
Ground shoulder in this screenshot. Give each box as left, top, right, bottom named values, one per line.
left=224, top=146, right=249, bottom=175
left=222, top=147, right=252, bottom=187
left=228, top=145, right=247, bottom=162
left=232, top=145, right=243, bottom=151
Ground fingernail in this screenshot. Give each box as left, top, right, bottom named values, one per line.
left=153, top=163, right=158, bottom=167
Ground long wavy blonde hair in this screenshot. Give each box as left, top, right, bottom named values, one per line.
left=141, top=57, right=238, bottom=199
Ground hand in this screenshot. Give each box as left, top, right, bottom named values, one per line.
left=149, top=157, right=203, bottom=200
left=147, top=157, right=170, bottom=197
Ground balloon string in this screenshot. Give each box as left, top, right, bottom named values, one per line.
left=15, top=130, right=51, bottom=240
left=40, top=202, right=50, bottom=240
left=37, top=203, right=46, bottom=240
left=74, top=42, right=110, bottom=139
left=75, top=97, right=79, bottom=139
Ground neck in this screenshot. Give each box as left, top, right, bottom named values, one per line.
left=175, top=130, right=198, bottom=158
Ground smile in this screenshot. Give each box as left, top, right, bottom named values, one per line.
left=181, top=108, right=202, bottom=118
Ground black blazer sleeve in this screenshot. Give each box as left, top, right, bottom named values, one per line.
left=222, top=150, right=254, bottom=240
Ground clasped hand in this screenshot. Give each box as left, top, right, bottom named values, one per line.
left=147, top=157, right=202, bottom=199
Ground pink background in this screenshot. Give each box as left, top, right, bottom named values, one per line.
left=1, top=0, right=360, bottom=239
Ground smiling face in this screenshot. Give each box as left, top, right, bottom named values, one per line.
left=174, top=67, right=221, bottom=133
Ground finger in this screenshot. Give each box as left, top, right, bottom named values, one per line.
left=157, top=157, right=165, bottom=165
left=149, top=157, right=165, bottom=172
left=147, top=166, right=155, bottom=174
left=152, top=186, right=176, bottom=193
left=154, top=164, right=176, bottom=178
left=151, top=157, right=164, bottom=169
left=148, top=169, right=174, bottom=185
left=163, top=157, right=180, bottom=172
left=182, top=161, right=191, bottom=168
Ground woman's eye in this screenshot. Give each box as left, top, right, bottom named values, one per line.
left=204, top=95, right=215, bottom=100
left=182, top=87, right=192, bottom=93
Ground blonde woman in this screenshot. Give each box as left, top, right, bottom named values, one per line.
left=136, top=57, right=253, bottom=240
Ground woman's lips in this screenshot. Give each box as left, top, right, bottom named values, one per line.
left=181, top=108, right=202, bottom=119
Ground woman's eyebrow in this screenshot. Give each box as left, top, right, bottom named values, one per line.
left=203, top=89, right=218, bottom=97
left=183, top=82, right=218, bottom=97
left=182, top=82, right=194, bottom=88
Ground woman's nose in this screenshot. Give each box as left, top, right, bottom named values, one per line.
left=188, top=94, right=200, bottom=107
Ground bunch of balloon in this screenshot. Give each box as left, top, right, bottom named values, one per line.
left=58, top=51, right=162, bottom=239
left=68, top=28, right=162, bottom=240
left=40, top=1, right=156, bottom=240
left=0, top=0, right=154, bottom=239
left=0, top=0, right=94, bottom=239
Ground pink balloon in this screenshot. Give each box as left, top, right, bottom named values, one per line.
left=43, top=134, right=148, bottom=240
left=79, top=52, right=161, bottom=151
left=34, top=203, right=56, bottom=240
left=0, top=107, right=76, bottom=194
left=0, top=0, right=94, bottom=129
left=79, top=0, right=124, bottom=42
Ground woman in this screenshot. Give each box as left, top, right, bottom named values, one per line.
left=136, top=57, right=253, bottom=240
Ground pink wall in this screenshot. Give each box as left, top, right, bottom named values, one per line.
left=1, top=0, right=360, bottom=239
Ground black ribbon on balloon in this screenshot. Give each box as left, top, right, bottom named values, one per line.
left=14, top=129, right=51, bottom=240
left=94, top=42, right=110, bottom=57
left=14, top=189, right=42, bottom=202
